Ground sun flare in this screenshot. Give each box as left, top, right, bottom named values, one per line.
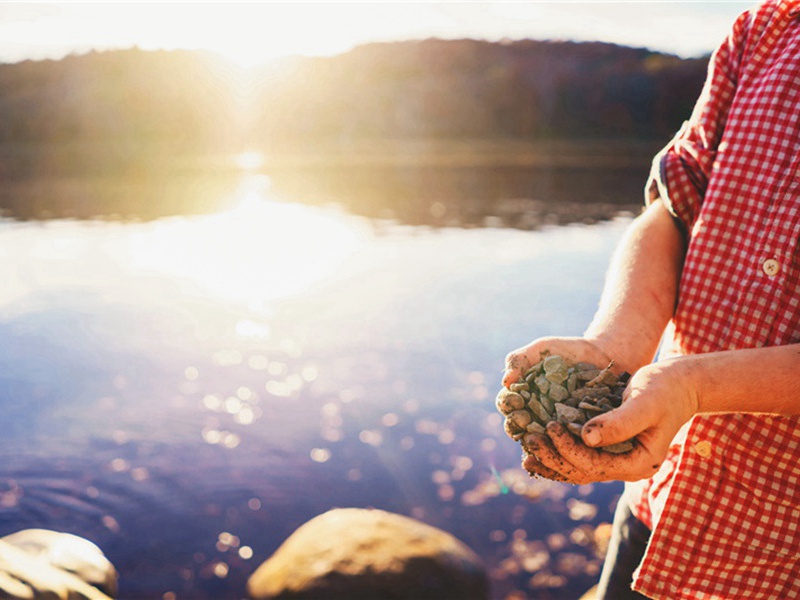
left=127, top=177, right=368, bottom=309
left=235, top=151, right=265, bottom=172
left=156, top=4, right=364, bottom=68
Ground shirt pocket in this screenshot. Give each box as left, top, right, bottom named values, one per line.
left=722, top=414, right=800, bottom=513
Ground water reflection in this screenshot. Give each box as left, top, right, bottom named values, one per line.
left=127, top=176, right=369, bottom=306
left=267, top=163, right=645, bottom=228
left=0, top=161, right=644, bottom=227
left=0, top=170, right=634, bottom=598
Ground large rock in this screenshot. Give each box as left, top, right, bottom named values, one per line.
left=247, top=508, right=489, bottom=600
left=0, top=529, right=117, bottom=599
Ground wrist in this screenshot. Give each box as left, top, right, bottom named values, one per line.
left=664, top=355, right=701, bottom=420
left=583, top=331, right=648, bottom=375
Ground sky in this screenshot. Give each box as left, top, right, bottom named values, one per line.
left=0, top=2, right=755, bottom=67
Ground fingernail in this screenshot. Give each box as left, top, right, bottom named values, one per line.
left=583, top=426, right=601, bottom=447
left=522, top=435, right=540, bottom=452
left=547, top=421, right=563, bottom=435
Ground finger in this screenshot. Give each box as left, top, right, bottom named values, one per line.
left=549, top=421, right=659, bottom=482
left=580, top=395, right=651, bottom=448
left=502, top=338, right=562, bottom=387
left=502, top=349, right=534, bottom=388
left=525, top=430, right=591, bottom=484
left=547, top=421, right=626, bottom=482
left=522, top=453, right=571, bottom=482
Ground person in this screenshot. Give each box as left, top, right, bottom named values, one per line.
left=500, top=1, right=800, bottom=598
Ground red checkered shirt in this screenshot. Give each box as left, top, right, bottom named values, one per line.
left=626, top=1, right=800, bottom=598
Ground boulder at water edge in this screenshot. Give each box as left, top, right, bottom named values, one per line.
left=0, top=529, right=118, bottom=599
left=247, top=507, right=490, bottom=600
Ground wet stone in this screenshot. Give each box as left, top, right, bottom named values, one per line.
left=247, top=508, right=489, bottom=600
left=0, top=529, right=118, bottom=599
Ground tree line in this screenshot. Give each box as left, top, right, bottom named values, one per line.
left=0, top=39, right=709, bottom=169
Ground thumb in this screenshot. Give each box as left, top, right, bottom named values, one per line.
left=581, top=400, right=648, bottom=448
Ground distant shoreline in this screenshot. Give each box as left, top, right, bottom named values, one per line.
left=0, top=138, right=651, bottom=223
left=0, top=137, right=665, bottom=179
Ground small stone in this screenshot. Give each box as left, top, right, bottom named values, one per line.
left=507, top=409, right=532, bottom=432
left=523, top=361, right=543, bottom=379
left=526, top=421, right=546, bottom=434
left=562, top=397, right=580, bottom=408
left=566, top=372, right=579, bottom=393
left=543, top=355, right=566, bottom=374
left=496, top=389, right=525, bottom=415
left=575, top=368, right=601, bottom=381
left=495, top=355, right=635, bottom=468
left=539, top=393, right=556, bottom=415
left=597, top=398, right=613, bottom=410
left=570, top=385, right=611, bottom=400
left=543, top=356, right=569, bottom=384
left=585, top=363, right=618, bottom=388
left=534, top=374, right=550, bottom=395
left=555, top=403, right=585, bottom=424
left=527, top=397, right=551, bottom=424
left=504, top=417, right=524, bottom=440
left=548, top=382, right=569, bottom=402
left=600, top=441, right=634, bottom=454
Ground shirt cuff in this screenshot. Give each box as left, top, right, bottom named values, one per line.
left=645, top=124, right=693, bottom=238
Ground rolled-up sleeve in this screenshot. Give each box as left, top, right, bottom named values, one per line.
left=646, top=8, right=750, bottom=233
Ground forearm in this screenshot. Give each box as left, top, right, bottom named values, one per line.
left=676, top=344, right=800, bottom=416
left=584, top=199, right=685, bottom=373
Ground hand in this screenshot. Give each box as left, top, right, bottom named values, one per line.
left=523, top=357, right=699, bottom=483
left=502, top=335, right=616, bottom=481
left=502, top=336, right=616, bottom=388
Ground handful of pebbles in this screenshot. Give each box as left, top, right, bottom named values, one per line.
left=497, top=354, right=634, bottom=454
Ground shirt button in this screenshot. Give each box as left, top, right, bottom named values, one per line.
left=694, top=440, right=712, bottom=458
left=762, top=258, right=780, bottom=276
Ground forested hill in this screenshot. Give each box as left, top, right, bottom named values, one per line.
left=256, top=39, right=708, bottom=143
left=0, top=39, right=709, bottom=153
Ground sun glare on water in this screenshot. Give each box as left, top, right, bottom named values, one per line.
left=128, top=176, right=368, bottom=309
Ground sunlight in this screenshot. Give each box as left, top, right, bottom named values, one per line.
left=1, top=2, right=748, bottom=66
left=235, top=151, right=265, bottom=172
left=126, top=177, right=369, bottom=309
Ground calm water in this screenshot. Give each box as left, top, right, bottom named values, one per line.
left=0, top=167, right=640, bottom=599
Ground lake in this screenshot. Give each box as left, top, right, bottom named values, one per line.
left=0, top=160, right=645, bottom=599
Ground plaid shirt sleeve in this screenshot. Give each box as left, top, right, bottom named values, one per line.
left=645, top=6, right=748, bottom=232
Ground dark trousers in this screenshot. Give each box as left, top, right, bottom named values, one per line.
left=595, top=494, right=652, bottom=599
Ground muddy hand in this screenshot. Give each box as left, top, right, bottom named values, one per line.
left=503, top=336, right=614, bottom=388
